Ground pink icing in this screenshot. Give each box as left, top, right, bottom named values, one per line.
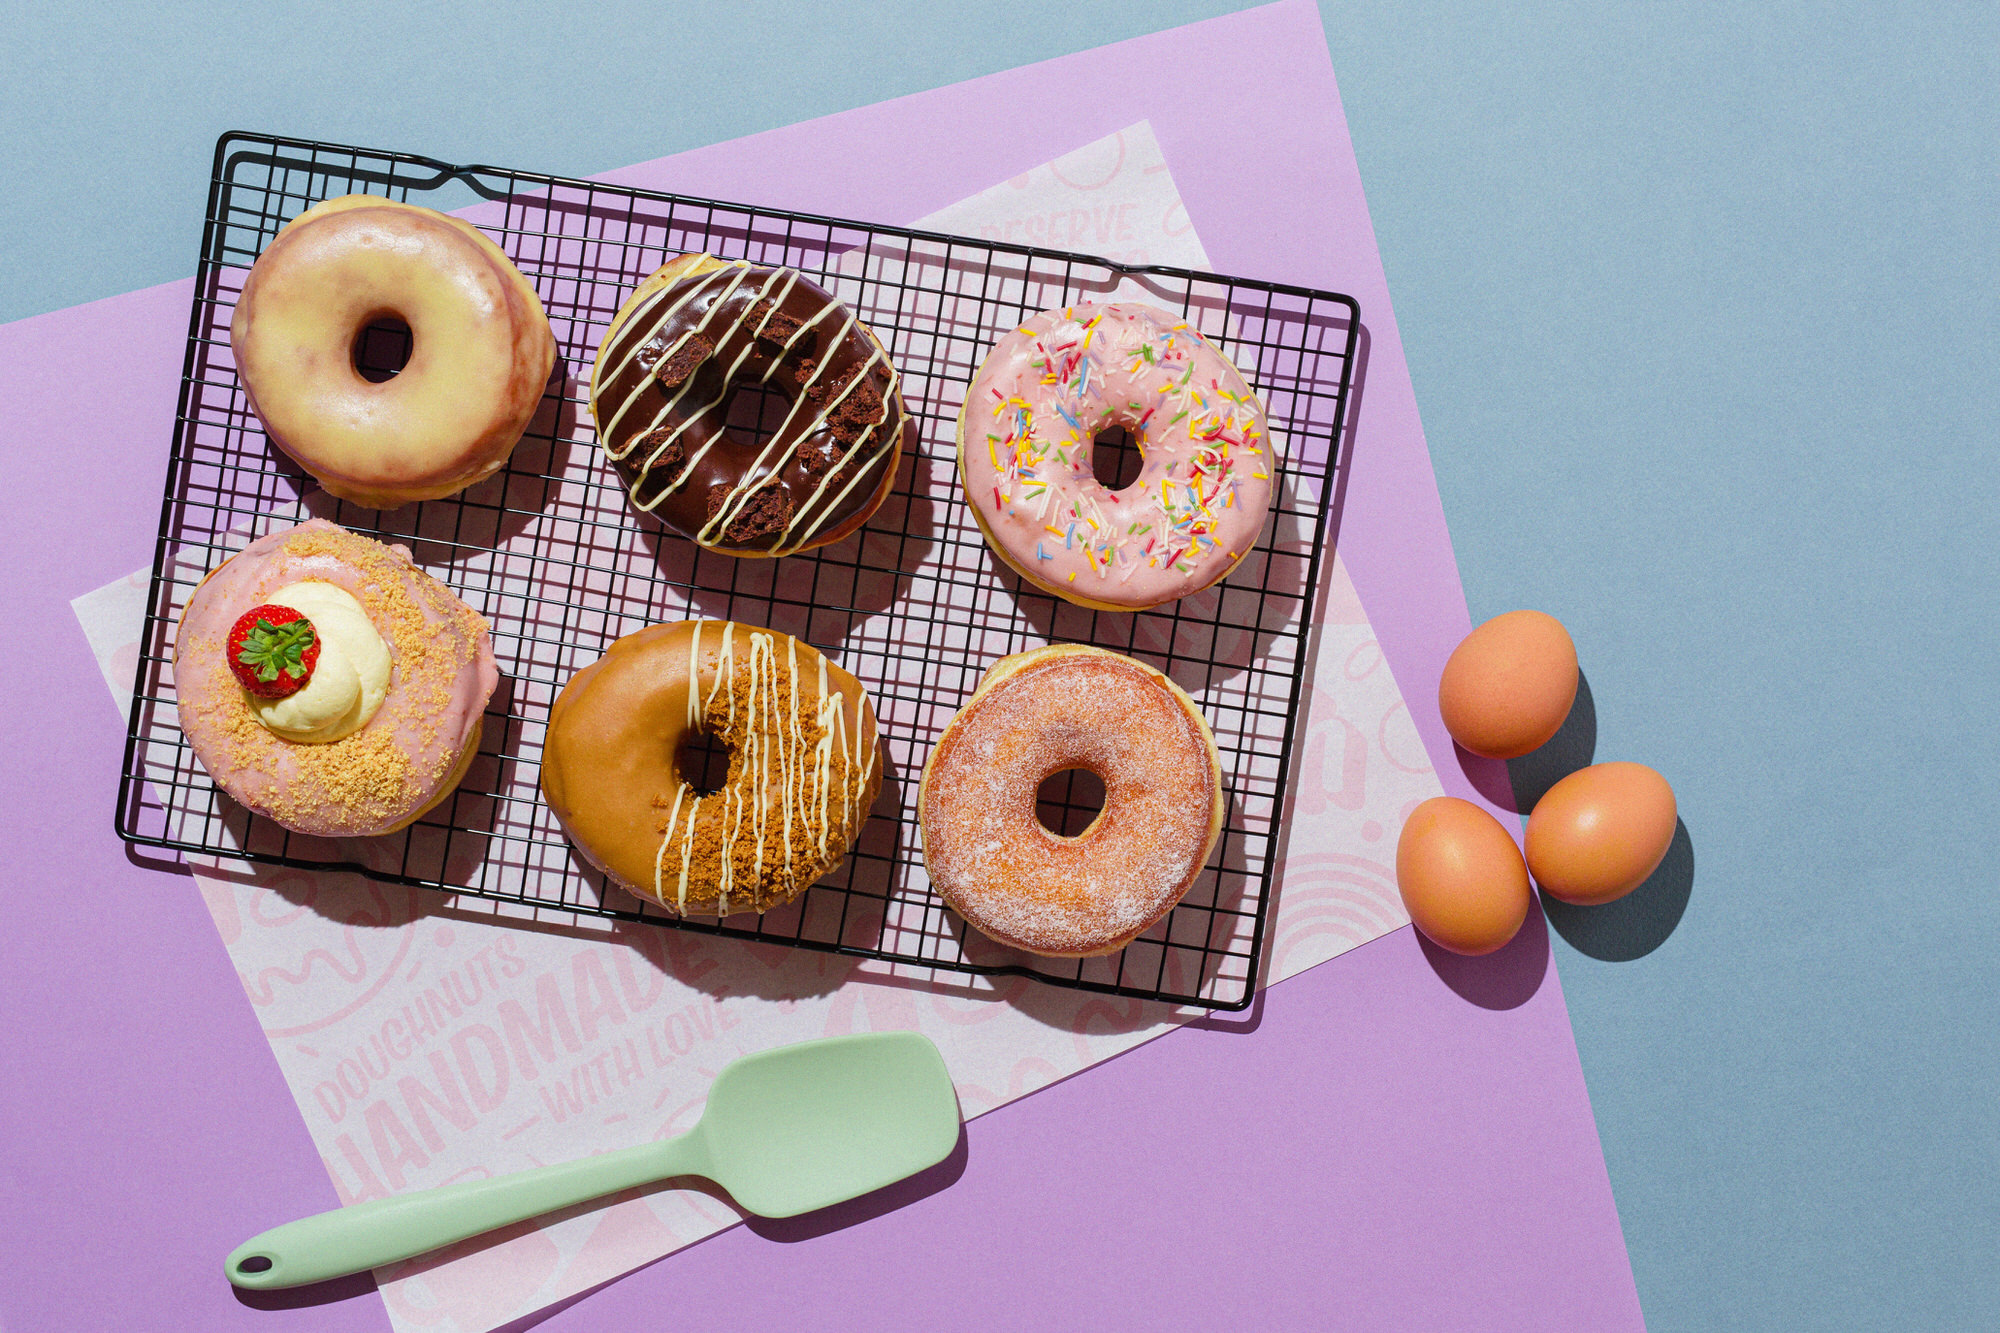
left=961, top=302, right=1275, bottom=609
left=172, top=519, right=498, bottom=837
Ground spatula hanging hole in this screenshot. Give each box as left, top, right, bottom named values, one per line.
left=236, top=1255, right=274, bottom=1274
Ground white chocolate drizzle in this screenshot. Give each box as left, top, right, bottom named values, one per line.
left=650, top=623, right=878, bottom=914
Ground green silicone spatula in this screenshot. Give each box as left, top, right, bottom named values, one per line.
left=225, top=1031, right=960, bottom=1290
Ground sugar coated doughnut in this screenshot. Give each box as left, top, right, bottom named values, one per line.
left=542, top=621, right=882, bottom=916
left=590, top=254, right=908, bottom=555
left=958, top=302, right=1275, bottom=610
left=919, top=645, right=1223, bottom=957
left=230, top=195, right=556, bottom=509
left=173, top=519, right=498, bottom=837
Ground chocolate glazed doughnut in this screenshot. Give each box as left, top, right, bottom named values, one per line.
left=588, top=254, right=910, bottom=555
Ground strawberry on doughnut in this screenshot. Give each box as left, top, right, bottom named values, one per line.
left=225, top=604, right=321, bottom=698
left=173, top=520, right=498, bottom=837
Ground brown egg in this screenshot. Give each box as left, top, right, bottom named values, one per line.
left=1525, top=762, right=1677, bottom=905
left=1438, top=610, right=1579, bottom=759
left=1395, top=797, right=1532, bottom=956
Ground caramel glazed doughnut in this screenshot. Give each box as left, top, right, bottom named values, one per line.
left=173, top=520, right=499, bottom=838
left=541, top=621, right=883, bottom=916
left=229, top=195, right=556, bottom=510
left=919, top=645, right=1224, bottom=957
left=588, top=254, right=910, bottom=555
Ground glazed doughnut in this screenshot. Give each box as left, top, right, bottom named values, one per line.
left=172, top=519, right=499, bottom=837
left=541, top=621, right=882, bottom=916
left=919, top=645, right=1223, bottom=957
left=230, top=195, right=556, bottom=509
left=958, top=302, right=1275, bottom=610
left=589, top=254, right=909, bottom=555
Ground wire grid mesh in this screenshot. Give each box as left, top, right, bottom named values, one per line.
left=116, top=132, right=1361, bottom=1012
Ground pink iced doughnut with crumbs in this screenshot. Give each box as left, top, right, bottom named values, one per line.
left=172, top=519, right=497, bottom=837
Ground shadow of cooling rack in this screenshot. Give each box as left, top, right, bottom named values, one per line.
left=115, top=131, right=1362, bottom=1012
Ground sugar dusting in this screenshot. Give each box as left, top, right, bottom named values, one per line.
left=922, top=651, right=1219, bottom=956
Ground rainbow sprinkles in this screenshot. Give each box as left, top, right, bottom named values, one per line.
left=958, top=302, right=1276, bottom=610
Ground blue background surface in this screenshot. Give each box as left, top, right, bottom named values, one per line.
left=5, top=2, right=1995, bottom=1327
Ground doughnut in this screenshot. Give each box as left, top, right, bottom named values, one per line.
left=229, top=195, right=556, bottom=510
left=918, top=645, right=1223, bottom=957
left=172, top=519, right=499, bottom=837
left=957, top=302, right=1276, bottom=610
left=541, top=621, right=882, bottom=916
left=589, top=254, right=909, bottom=555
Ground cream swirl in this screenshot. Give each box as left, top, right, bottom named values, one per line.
left=248, top=581, right=391, bottom=743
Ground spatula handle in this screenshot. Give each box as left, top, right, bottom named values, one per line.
left=226, top=1131, right=708, bottom=1290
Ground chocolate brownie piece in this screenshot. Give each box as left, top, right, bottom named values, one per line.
left=705, top=482, right=794, bottom=544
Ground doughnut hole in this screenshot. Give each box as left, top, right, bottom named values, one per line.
left=351, top=314, right=412, bottom=383
left=722, top=380, right=793, bottom=452
left=1091, top=424, right=1146, bottom=492
left=675, top=726, right=734, bottom=797
left=1035, top=766, right=1107, bottom=839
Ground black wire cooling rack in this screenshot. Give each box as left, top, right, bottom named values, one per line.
left=116, top=131, right=1361, bottom=1012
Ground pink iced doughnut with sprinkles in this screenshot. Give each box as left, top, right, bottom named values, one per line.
left=956, top=302, right=1276, bottom=611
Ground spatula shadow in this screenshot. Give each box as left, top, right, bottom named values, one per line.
left=477, top=1132, right=967, bottom=1333
left=741, top=1121, right=969, bottom=1242
left=224, top=1124, right=964, bottom=1316
left=230, top=1268, right=379, bottom=1311
left=618, top=1121, right=970, bottom=1244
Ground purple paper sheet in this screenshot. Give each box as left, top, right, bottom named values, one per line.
left=0, top=3, right=1641, bottom=1328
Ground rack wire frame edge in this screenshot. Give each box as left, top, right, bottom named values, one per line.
left=113, top=130, right=1364, bottom=1014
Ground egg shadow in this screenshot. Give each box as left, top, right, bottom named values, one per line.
left=1414, top=889, right=1552, bottom=1011
left=1453, top=669, right=1599, bottom=815
left=1541, top=817, right=1696, bottom=962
